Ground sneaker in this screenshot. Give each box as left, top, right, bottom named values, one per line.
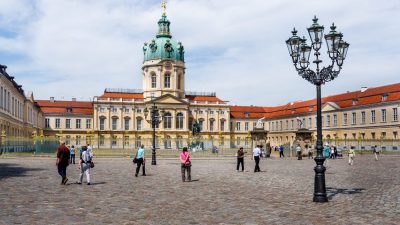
left=135, top=174, right=138, bottom=177
left=142, top=174, right=146, bottom=176
left=87, top=183, right=91, bottom=185
left=62, top=177, right=68, bottom=185
left=76, top=182, right=82, bottom=185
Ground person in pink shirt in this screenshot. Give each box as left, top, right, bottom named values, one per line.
left=180, top=147, right=191, bottom=182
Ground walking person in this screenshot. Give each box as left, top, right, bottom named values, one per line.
left=236, top=147, right=246, bottom=171
left=78, top=146, right=92, bottom=185
left=296, top=144, right=302, bottom=160
left=373, top=145, right=379, bottom=161
left=70, top=145, right=76, bottom=164
left=307, top=145, right=313, bottom=159
left=279, top=145, right=285, bottom=158
left=348, top=146, right=356, bottom=166
left=253, top=145, right=261, bottom=172
left=180, top=147, right=191, bottom=182
left=56, top=141, right=70, bottom=185
left=135, top=144, right=146, bottom=177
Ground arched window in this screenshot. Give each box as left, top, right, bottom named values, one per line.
left=164, top=112, right=172, bottom=129
left=151, top=73, right=157, bottom=88
left=176, top=112, right=184, bottom=129
left=164, top=135, right=172, bottom=149
left=136, top=117, right=142, bottom=130
left=209, top=119, right=215, bottom=131
left=164, top=73, right=171, bottom=88
left=176, top=136, right=183, bottom=149
left=99, top=116, right=106, bottom=130
left=124, top=117, right=130, bottom=130
left=198, top=119, right=204, bottom=131
left=112, top=116, right=118, bottom=130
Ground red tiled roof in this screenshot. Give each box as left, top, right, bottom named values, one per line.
left=98, top=92, right=144, bottom=100
left=186, top=95, right=225, bottom=103
left=230, top=83, right=400, bottom=119
left=35, top=100, right=93, bottom=115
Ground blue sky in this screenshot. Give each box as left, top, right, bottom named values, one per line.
left=0, top=0, right=399, bottom=106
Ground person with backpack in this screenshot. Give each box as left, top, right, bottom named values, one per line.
left=180, top=147, right=191, bottom=182
left=78, top=146, right=93, bottom=185
left=56, top=141, right=70, bottom=185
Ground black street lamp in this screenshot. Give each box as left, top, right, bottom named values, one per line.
left=144, top=101, right=164, bottom=165
left=286, top=16, right=349, bottom=203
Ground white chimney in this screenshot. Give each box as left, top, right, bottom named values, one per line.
left=50, top=97, right=55, bottom=102
left=361, top=87, right=368, bottom=92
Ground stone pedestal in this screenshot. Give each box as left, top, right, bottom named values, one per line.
left=294, top=128, right=313, bottom=156
left=250, top=128, right=269, bottom=157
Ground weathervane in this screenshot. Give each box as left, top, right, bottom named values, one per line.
left=161, top=0, right=167, bottom=15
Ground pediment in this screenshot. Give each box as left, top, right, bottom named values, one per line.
left=322, top=102, right=340, bottom=112
left=148, top=94, right=188, bottom=105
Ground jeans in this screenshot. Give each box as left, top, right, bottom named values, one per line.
left=70, top=154, right=75, bottom=164
left=279, top=151, right=284, bottom=158
left=57, top=164, right=67, bottom=180
left=135, top=158, right=146, bottom=175
left=237, top=158, right=244, bottom=171
left=254, top=156, right=260, bottom=172
left=79, top=163, right=91, bottom=183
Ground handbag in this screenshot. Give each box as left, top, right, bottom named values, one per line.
left=133, top=158, right=138, bottom=164
left=89, top=161, right=95, bottom=168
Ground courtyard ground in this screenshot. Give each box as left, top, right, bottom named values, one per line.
left=0, top=155, right=399, bottom=225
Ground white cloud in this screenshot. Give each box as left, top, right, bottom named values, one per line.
left=0, top=0, right=399, bottom=105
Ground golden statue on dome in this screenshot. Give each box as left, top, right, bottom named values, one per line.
left=161, top=0, right=167, bottom=15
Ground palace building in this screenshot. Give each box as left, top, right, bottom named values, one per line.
left=3, top=7, right=400, bottom=152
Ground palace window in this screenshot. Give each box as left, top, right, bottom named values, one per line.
left=99, top=107, right=105, bottom=113
left=164, top=74, right=171, bottom=88
left=236, top=122, right=241, bottom=131
left=343, top=113, right=348, bottom=125
left=100, top=135, right=105, bottom=146
left=135, top=136, right=141, bottom=148
left=112, top=117, right=118, bottom=130
left=112, top=136, right=117, bottom=146
left=381, top=109, right=387, bottom=123
left=393, top=108, right=398, bottom=121
left=151, top=73, right=157, bottom=88
left=176, top=113, right=184, bottom=129
left=361, top=111, right=366, bottom=124
left=176, top=136, right=183, bottom=149
left=177, top=74, right=181, bottom=89
left=86, top=119, right=91, bottom=129
left=210, top=119, right=215, bottom=131
left=76, top=136, right=81, bottom=145
left=220, top=120, right=225, bottom=131
left=124, top=107, right=130, bottom=113
left=333, top=114, right=337, bottom=127
left=45, top=118, right=50, bottom=128
left=65, top=135, right=71, bottom=145
left=199, top=120, right=203, bottom=131
left=164, top=112, right=172, bottom=129
left=76, top=119, right=81, bottom=129
left=371, top=110, right=376, bottom=123
left=66, top=119, right=71, bottom=129
left=245, top=122, right=249, bottom=131
left=164, top=136, right=172, bottom=149
left=351, top=112, right=356, bottom=125
left=111, top=107, right=117, bottom=113
left=66, top=107, right=72, bottom=113
left=286, top=120, right=289, bottom=130
left=55, top=118, right=61, bottom=128
left=124, top=118, right=130, bottom=130
left=326, top=115, right=331, bottom=127
left=124, top=136, right=129, bottom=146
left=309, top=117, right=312, bottom=128
left=99, top=117, right=105, bottom=130
left=236, top=137, right=240, bottom=146
left=136, top=118, right=142, bottom=130
left=0, top=86, right=2, bottom=109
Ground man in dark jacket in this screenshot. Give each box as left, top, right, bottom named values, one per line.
left=56, top=141, right=70, bottom=185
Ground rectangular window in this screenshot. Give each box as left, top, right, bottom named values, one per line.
left=86, top=119, right=91, bottom=129
left=136, top=118, right=142, bottom=130
left=220, top=120, right=225, bottom=131
left=343, top=113, right=347, bottom=125
left=124, top=107, right=129, bottom=113
left=236, top=137, right=240, bottom=146
left=55, top=118, right=60, bottom=128
left=286, top=120, right=289, bottom=130
left=76, top=119, right=81, bottom=129
left=0, top=86, right=2, bottom=109
left=236, top=122, right=241, bottom=131
left=45, top=118, right=50, bottom=128
left=199, top=120, right=203, bottom=131
left=112, top=136, right=117, bottom=146
left=111, top=107, right=117, bottom=113
left=326, top=115, right=331, bottom=127
left=381, top=109, right=386, bottom=122
left=393, top=108, right=398, bottom=122
left=361, top=111, right=366, bottom=124
left=66, top=119, right=71, bottom=129
left=65, top=135, right=71, bottom=145
left=210, top=110, right=214, bottom=115
left=309, top=118, right=312, bottom=128
left=333, top=114, right=337, bottom=127
left=371, top=132, right=376, bottom=139
left=124, top=136, right=130, bottom=146
left=124, top=118, right=130, bottom=130
left=291, top=120, right=294, bottom=129
left=352, top=112, right=356, bottom=125
left=99, top=107, right=105, bottom=113
left=245, top=122, right=249, bottom=131
left=371, top=110, right=376, bottom=123
left=112, top=118, right=118, bottom=130
left=100, top=118, right=105, bottom=130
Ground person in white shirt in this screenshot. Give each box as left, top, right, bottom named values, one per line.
left=78, top=146, right=92, bottom=185
left=253, top=145, right=261, bottom=172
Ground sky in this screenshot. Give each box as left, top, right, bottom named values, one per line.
left=0, top=0, right=399, bottom=106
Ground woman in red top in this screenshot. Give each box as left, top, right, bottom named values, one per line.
left=180, top=147, right=191, bottom=182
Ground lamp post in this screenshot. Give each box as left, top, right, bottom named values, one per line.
left=144, top=101, right=164, bottom=165
left=286, top=16, right=349, bottom=203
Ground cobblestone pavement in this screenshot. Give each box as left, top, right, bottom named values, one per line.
left=0, top=155, right=399, bottom=225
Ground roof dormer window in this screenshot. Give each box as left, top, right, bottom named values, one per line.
left=66, top=107, right=72, bottom=113
left=244, top=112, right=249, bottom=118
left=381, top=94, right=388, bottom=102
left=352, top=99, right=358, bottom=106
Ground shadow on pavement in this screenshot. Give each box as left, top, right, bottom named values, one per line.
left=326, top=187, right=365, bottom=200
left=0, top=163, right=43, bottom=180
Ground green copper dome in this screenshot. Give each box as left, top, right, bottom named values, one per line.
left=143, top=14, right=184, bottom=62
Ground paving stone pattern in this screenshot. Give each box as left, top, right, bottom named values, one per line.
left=0, top=155, right=399, bottom=225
